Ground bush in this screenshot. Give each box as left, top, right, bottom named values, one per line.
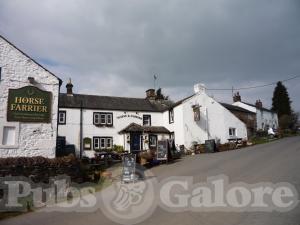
left=0, top=155, right=97, bottom=183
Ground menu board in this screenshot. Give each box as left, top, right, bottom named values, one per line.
left=157, top=140, right=168, bottom=161
left=122, top=154, right=136, bottom=182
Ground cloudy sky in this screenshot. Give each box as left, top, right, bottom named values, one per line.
left=0, top=0, right=299, bottom=111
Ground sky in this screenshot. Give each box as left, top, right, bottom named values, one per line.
left=0, top=0, right=299, bottom=111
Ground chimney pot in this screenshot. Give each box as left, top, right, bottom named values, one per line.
left=194, top=83, right=206, bottom=94
left=146, top=89, right=156, bottom=100
left=233, top=92, right=241, bottom=102
left=66, top=78, right=74, bottom=96
left=255, top=99, right=263, bottom=109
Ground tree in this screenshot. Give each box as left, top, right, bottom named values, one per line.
left=272, top=81, right=292, bottom=117
left=155, top=88, right=169, bottom=100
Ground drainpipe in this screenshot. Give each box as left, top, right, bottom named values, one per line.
left=79, top=100, right=83, bottom=159
left=206, top=107, right=210, bottom=140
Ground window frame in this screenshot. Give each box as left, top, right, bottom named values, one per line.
left=149, top=134, right=157, bottom=147
left=93, top=136, right=113, bottom=150
left=169, top=109, right=174, bottom=124
left=93, top=112, right=113, bottom=126
left=58, top=110, right=66, bottom=125
left=229, top=127, right=237, bottom=137
left=143, top=115, right=151, bottom=126
left=0, top=121, right=19, bottom=149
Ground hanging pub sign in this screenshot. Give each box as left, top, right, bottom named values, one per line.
left=192, top=105, right=201, bottom=121
left=7, top=86, right=52, bottom=123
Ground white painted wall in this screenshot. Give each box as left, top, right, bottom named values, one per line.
left=174, top=93, right=247, bottom=148
left=58, top=108, right=165, bottom=155
left=233, top=102, right=278, bottom=130
left=0, top=36, right=60, bottom=158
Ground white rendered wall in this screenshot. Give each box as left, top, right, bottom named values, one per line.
left=233, top=102, right=278, bottom=130
left=58, top=108, right=164, bottom=155
left=0, top=37, right=60, bottom=158
left=179, top=93, right=247, bottom=147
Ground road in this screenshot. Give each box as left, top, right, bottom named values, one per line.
left=1, top=136, right=300, bottom=225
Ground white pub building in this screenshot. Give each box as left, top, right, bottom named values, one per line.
left=58, top=80, right=248, bottom=157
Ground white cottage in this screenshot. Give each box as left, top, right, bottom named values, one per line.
left=162, top=84, right=248, bottom=149
left=0, top=35, right=61, bottom=158
left=58, top=82, right=248, bottom=157
left=232, top=92, right=278, bottom=131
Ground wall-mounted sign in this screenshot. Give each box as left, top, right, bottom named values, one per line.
left=7, top=86, right=52, bottom=123
left=193, top=105, right=201, bottom=121
left=117, top=114, right=142, bottom=120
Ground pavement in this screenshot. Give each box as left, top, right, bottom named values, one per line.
left=1, top=136, right=300, bottom=225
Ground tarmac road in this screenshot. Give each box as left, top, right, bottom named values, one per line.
left=1, top=136, right=300, bottom=225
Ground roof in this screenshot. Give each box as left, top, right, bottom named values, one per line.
left=119, top=123, right=171, bottom=134
left=0, top=34, right=62, bottom=85
left=241, top=101, right=275, bottom=113
left=170, top=94, right=195, bottom=109
left=220, top=103, right=256, bottom=114
left=59, top=93, right=174, bottom=112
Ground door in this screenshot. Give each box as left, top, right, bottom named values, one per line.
left=130, top=132, right=141, bottom=153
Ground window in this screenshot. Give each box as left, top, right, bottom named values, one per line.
left=149, top=135, right=157, bottom=147
left=107, top=114, right=113, bottom=125
left=93, top=137, right=100, bottom=150
left=143, top=115, right=151, bottom=126
left=2, top=127, right=16, bottom=146
left=229, top=128, right=236, bottom=137
left=100, top=138, right=106, bottom=149
left=94, top=112, right=113, bottom=126
left=106, top=138, right=113, bottom=149
left=58, top=111, right=66, bottom=124
left=93, top=137, right=113, bottom=150
left=169, top=109, right=174, bottom=123
left=94, top=113, right=100, bottom=124
left=0, top=67, right=2, bottom=81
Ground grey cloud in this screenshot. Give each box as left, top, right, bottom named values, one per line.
left=0, top=0, right=299, bottom=110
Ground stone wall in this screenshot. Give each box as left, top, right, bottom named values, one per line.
left=0, top=36, right=60, bottom=158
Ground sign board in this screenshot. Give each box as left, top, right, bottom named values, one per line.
left=157, top=140, right=168, bottom=161
left=7, top=86, right=52, bottom=123
left=122, top=154, right=136, bottom=183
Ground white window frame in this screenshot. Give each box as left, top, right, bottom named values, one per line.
left=0, top=121, right=19, bottom=149
left=106, top=114, right=113, bottom=125
left=169, top=109, right=174, bottom=123
left=100, top=114, right=106, bottom=125
left=106, top=138, right=113, bottom=149
left=229, top=128, right=237, bottom=137
left=143, top=115, right=151, bottom=126
left=58, top=111, right=66, bottom=124
left=93, top=137, right=100, bottom=150
left=100, top=138, right=106, bottom=149
left=94, top=113, right=100, bottom=125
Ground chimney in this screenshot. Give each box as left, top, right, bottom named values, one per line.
left=255, top=99, right=263, bottom=109
left=66, top=78, right=74, bottom=96
left=146, top=89, right=156, bottom=100
left=194, top=83, right=206, bottom=94
left=233, top=92, right=241, bottom=102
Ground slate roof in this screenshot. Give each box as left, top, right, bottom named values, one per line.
left=59, top=93, right=174, bottom=112
left=119, top=123, right=171, bottom=134
left=220, top=103, right=256, bottom=114
left=241, top=102, right=275, bottom=113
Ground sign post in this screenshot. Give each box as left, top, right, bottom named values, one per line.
left=7, top=86, right=52, bottom=123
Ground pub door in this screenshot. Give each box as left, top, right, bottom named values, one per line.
left=130, top=132, right=142, bottom=153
